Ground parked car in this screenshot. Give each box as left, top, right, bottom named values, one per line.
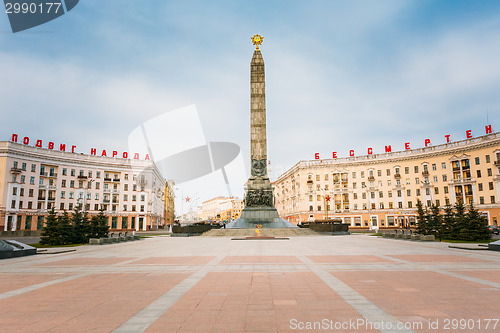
left=488, top=225, right=500, bottom=235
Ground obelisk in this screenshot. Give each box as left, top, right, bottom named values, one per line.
left=229, top=34, right=296, bottom=229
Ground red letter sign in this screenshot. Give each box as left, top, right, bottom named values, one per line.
left=445, top=134, right=450, bottom=143
left=332, top=152, right=337, bottom=158
left=405, top=142, right=410, bottom=150
left=314, top=153, right=319, bottom=160
left=424, top=139, right=431, bottom=147
left=466, top=130, right=472, bottom=139
left=485, top=125, right=492, bottom=134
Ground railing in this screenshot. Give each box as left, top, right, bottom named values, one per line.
left=10, top=167, right=22, bottom=173
left=77, top=175, right=87, bottom=179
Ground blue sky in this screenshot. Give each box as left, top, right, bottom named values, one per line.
left=1, top=1, right=500, bottom=210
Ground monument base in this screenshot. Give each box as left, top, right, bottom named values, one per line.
left=227, top=206, right=297, bottom=229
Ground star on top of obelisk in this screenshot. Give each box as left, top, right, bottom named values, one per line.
left=251, top=34, right=263, bottom=50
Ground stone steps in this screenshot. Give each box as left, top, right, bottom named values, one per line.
left=201, top=228, right=319, bottom=237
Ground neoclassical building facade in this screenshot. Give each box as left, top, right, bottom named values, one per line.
left=1, top=141, right=166, bottom=232
left=274, top=132, right=500, bottom=229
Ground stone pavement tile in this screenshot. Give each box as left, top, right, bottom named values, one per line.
left=147, top=271, right=367, bottom=333
left=387, top=254, right=492, bottom=263
left=0, top=274, right=68, bottom=293
left=306, top=255, right=397, bottom=263
left=0, top=273, right=188, bottom=332
left=219, top=255, right=301, bottom=264
left=36, top=257, right=136, bottom=266
left=455, top=270, right=500, bottom=284
left=330, top=270, right=500, bottom=332
left=127, top=256, right=216, bottom=265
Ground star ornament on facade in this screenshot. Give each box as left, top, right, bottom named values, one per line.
left=185, top=196, right=191, bottom=202
left=251, top=34, right=264, bottom=50
left=325, top=196, right=331, bottom=202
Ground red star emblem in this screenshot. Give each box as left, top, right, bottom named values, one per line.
left=185, top=196, right=191, bottom=202
left=325, top=196, right=331, bottom=202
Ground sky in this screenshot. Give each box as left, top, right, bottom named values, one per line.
left=1, top=1, right=500, bottom=214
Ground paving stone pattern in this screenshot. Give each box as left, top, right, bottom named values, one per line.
left=0, top=234, right=499, bottom=332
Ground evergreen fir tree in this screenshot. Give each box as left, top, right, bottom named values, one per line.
left=40, top=208, right=60, bottom=245
left=466, top=202, right=491, bottom=241
left=428, top=203, right=443, bottom=241
left=96, top=208, right=109, bottom=238
left=416, top=200, right=429, bottom=234
left=58, top=211, right=74, bottom=245
left=442, top=203, right=455, bottom=240
left=454, top=200, right=468, bottom=240
left=72, top=204, right=90, bottom=244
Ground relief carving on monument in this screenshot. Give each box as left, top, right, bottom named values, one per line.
left=245, top=189, right=273, bottom=207
left=251, top=159, right=267, bottom=177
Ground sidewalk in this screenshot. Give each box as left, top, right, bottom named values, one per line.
left=0, top=234, right=499, bottom=332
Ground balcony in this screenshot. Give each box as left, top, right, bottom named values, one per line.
left=103, top=199, right=110, bottom=203
left=495, top=160, right=500, bottom=166
left=368, top=176, right=375, bottom=181
left=104, top=178, right=112, bottom=182
left=10, top=167, right=22, bottom=173
left=38, top=197, right=46, bottom=201
left=48, top=197, right=56, bottom=201
left=48, top=173, right=57, bottom=178
left=77, top=175, right=87, bottom=179
left=394, top=173, right=401, bottom=179
left=422, top=171, right=429, bottom=177
left=113, top=178, right=121, bottom=182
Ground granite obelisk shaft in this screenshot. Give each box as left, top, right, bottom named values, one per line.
left=250, top=49, right=267, bottom=171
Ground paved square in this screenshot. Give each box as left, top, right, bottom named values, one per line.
left=0, top=234, right=499, bottom=332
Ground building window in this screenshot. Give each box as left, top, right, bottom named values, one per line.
left=70, top=169, right=75, bottom=176
left=478, top=183, right=483, bottom=191
left=69, top=192, right=74, bottom=199
left=317, top=205, right=321, bottom=211
left=70, top=180, right=74, bottom=188
left=112, top=217, right=117, bottom=229
left=96, top=182, right=100, bottom=189
left=416, top=189, right=421, bottom=196
left=124, top=184, right=129, bottom=191
left=435, top=187, right=439, bottom=194
left=352, top=172, right=357, bottom=178
left=431, top=163, right=436, bottom=171
left=433, top=176, right=438, bottom=182
left=486, top=155, right=491, bottom=163
left=442, top=162, right=446, bottom=169
left=489, top=182, right=494, bottom=190
left=61, top=191, right=65, bottom=198
left=88, top=171, right=92, bottom=178
left=414, top=166, right=419, bottom=173
left=491, top=196, right=495, bottom=204
left=96, top=171, right=101, bottom=178
left=361, top=171, right=365, bottom=178
left=380, top=203, right=384, bottom=209
left=370, top=192, right=375, bottom=199
left=31, top=164, right=36, bottom=172
left=444, top=186, right=449, bottom=194
left=79, top=181, right=83, bottom=188
left=477, top=170, right=482, bottom=178
left=475, top=157, right=480, bottom=165
left=316, top=175, right=320, bottom=181
left=442, top=175, right=447, bottom=182
left=415, top=178, right=420, bottom=184
left=397, top=190, right=402, bottom=197
left=88, top=181, right=92, bottom=189
left=425, top=188, right=431, bottom=195
left=398, top=202, right=403, bottom=208
left=94, top=204, right=99, bottom=211
left=353, top=193, right=358, bottom=199
left=379, top=191, right=383, bottom=198
left=377, top=170, right=382, bottom=177
left=132, top=205, right=136, bottom=212
left=488, top=168, right=492, bottom=176
left=406, top=189, right=411, bottom=196
left=405, top=167, right=409, bottom=174
left=362, top=193, right=366, bottom=199
left=480, top=197, right=484, bottom=204
left=386, top=169, right=390, bottom=176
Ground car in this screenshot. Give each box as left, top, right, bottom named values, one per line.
left=488, top=225, right=500, bottom=235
